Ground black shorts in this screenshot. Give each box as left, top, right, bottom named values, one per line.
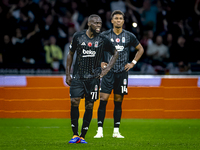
left=70, top=78, right=100, bottom=102
left=100, top=71, right=128, bottom=95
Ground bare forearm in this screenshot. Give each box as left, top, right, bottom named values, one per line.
left=106, top=50, right=119, bottom=70
left=132, top=44, right=144, bottom=62
left=66, top=53, right=74, bottom=75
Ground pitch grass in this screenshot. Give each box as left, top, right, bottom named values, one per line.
left=0, top=119, right=200, bottom=150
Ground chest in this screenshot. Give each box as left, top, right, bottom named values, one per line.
left=77, top=35, right=104, bottom=58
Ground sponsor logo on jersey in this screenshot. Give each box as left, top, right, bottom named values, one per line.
left=122, top=37, right=125, bottom=43
left=95, top=41, right=98, bottom=47
left=111, top=38, right=114, bottom=42
left=88, top=42, right=92, bottom=47
left=82, top=49, right=96, bottom=57
left=116, top=38, right=120, bottom=43
left=115, top=45, right=124, bottom=51
left=81, top=42, right=86, bottom=45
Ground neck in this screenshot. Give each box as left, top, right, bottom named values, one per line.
left=86, top=29, right=94, bottom=38
left=113, top=27, right=122, bottom=35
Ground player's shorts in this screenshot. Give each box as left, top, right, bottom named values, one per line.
left=70, top=78, right=100, bottom=102
left=100, top=70, right=128, bottom=95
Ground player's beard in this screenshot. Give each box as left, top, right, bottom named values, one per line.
left=91, top=27, right=100, bottom=36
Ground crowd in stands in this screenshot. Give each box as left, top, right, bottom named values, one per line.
left=0, top=0, right=200, bottom=75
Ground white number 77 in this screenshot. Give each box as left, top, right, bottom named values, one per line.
left=91, top=92, right=97, bottom=99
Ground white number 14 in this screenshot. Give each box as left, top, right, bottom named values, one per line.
left=121, top=86, right=127, bottom=93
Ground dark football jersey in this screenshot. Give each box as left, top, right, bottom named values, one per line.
left=69, top=30, right=115, bottom=80
left=101, top=29, right=140, bottom=73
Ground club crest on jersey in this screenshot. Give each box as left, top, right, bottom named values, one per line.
left=95, top=85, right=98, bottom=91
left=95, top=41, right=98, bottom=47
left=116, top=38, right=120, bottom=43
left=122, top=37, right=125, bottom=43
left=111, top=38, right=114, bottom=42
left=123, top=79, right=127, bottom=85
left=88, top=42, right=92, bottom=47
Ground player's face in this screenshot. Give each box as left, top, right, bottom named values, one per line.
left=90, top=17, right=102, bottom=34
left=111, top=14, right=124, bottom=28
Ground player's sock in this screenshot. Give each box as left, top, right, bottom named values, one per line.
left=97, top=100, right=108, bottom=127
left=114, top=101, right=122, bottom=128
left=80, top=108, right=93, bottom=138
left=71, top=106, right=79, bottom=136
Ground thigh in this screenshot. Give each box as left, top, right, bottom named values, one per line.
left=70, top=79, right=85, bottom=98
left=100, top=71, right=114, bottom=94
left=113, top=71, right=128, bottom=95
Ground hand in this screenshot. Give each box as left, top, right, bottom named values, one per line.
left=124, top=63, right=134, bottom=71
left=65, top=75, right=72, bottom=86
left=101, top=62, right=108, bottom=69
left=98, top=67, right=110, bottom=79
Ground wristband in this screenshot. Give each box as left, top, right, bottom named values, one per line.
left=132, top=60, right=137, bottom=64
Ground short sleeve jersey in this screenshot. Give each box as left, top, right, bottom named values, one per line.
left=101, top=29, right=140, bottom=73
left=70, top=30, right=115, bottom=79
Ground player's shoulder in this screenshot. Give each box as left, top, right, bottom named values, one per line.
left=123, top=29, right=136, bottom=37
left=99, top=33, right=110, bottom=41
left=100, top=29, right=112, bottom=36
left=73, top=30, right=86, bottom=38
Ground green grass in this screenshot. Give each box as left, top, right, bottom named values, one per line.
left=0, top=119, right=200, bottom=150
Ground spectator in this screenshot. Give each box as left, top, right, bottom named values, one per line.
left=11, top=0, right=35, bottom=23
left=0, top=34, right=14, bottom=65
left=146, top=35, right=169, bottom=73
left=169, top=35, right=188, bottom=63
left=11, top=28, right=26, bottom=64
left=140, top=29, right=154, bottom=61
left=194, top=0, right=200, bottom=16
left=63, top=35, right=76, bottom=72
left=44, top=35, right=63, bottom=71
left=40, top=14, right=58, bottom=42
left=192, top=19, right=200, bottom=63
left=110, top=0, right=126, bottom=13
left=126, top=0, right=159, bottom=32
left=103, top=11, right=112, bottom=30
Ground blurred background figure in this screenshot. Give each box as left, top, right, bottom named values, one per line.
left=146, top=35, right=169, bottom=74
left=44, top=35, right=63, bottom=72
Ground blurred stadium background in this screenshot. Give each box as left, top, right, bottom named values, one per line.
left=0, top=0, right=200, bottom=75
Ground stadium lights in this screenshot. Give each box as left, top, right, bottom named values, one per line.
left=132, top=22, right=137, bottom=28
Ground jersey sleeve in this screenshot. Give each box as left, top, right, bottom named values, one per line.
left=69, top=32, right=78, bottom=53
left=129, top=32, right=140, bottom=47
left=103, top=36, right=115, bottom=55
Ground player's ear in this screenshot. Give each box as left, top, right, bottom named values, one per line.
left=111, top=19, right=114, bottom=24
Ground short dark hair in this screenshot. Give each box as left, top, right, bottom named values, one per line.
left=111, top=10, right=124, bottom=19
left=88, top=14, right=101, bottom=22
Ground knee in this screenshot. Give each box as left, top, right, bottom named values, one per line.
left=114, top=94, right=123, bottom=102
left=71, top=98, right=80, bottom=107
left=85, top=102, right=94, bottom=109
